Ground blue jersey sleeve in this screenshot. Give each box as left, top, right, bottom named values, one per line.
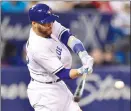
left=60, top=30, right=72, bottom=46
left=56, top=68, right=71, bottom=80
left=55, top=21, right=86, bottom=55
left=60, top=30, right=86, bottom=54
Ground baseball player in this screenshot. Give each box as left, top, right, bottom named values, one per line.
left=26, top=3, right=94, bottom=111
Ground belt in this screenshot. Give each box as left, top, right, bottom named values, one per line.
left=31, top=78, right=61, bottom=84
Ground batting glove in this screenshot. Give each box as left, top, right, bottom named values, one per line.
left=77, top=66, right=89, bottom=75
left=78, top=51, right=94, bottom=74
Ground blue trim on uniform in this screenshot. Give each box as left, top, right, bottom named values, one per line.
left=56, top=68, right=71, bottom=79
left=60, top=30, right=72, bottom=46
left=52, top=65, right=64, bottom=74
left=58, top=29, right=66, bottom=40
left=73, top=43, right=85, bottom=54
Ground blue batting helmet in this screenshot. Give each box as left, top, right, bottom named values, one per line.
left=28, top=4, right=59, bottom=24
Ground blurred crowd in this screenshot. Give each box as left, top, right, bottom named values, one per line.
left=1, top=1, right=130, bottom=67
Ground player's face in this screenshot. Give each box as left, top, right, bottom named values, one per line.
left=33, top=22, right=53, bottom=37
left=38, top=23, right=53, bottom=36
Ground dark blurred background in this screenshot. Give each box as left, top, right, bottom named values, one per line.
left=1, top=1, right=130, bottom=111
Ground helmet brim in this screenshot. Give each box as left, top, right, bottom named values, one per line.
left=37, top=14, right=59, bottom=24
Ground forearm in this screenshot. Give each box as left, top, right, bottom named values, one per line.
left=67, top=36, right=91, bottom=65
left=67, top=35, right=86, bottom=55
left=69, top=66, right=89, bottom=79
left=69, top=69, right=82, bottom=79
left=67, top=36, right=94, bottom=67
left=59, top=31, right=94, bottom=76
left=56, top=68, right=82, bottom=80
left=60, top=30, right=87, bottom=56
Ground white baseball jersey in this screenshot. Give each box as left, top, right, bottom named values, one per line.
left=27, top=21, right=81, bottom=111
left=26, top=21, right=72, bottom=83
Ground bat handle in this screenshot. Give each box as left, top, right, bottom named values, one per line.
left=74, top=73, right=87, bottom=102
left=74, top=96, right=81, bottom=102
left=82, top=73, right=87, bottom=79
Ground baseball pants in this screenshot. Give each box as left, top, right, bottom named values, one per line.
left=27, top=80, right=81, bottom=111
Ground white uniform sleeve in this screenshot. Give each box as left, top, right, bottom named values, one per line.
left=33, top=49, right=64, bottom=75
left=51, top=21, right=69, bottom=40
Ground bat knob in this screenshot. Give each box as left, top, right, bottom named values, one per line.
left=74, top=97, right=81, bottom=102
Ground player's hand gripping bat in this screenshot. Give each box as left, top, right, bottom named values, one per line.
left=74, top=52, right=93, bottom=102
left=74, top=68, right=92, bottom=102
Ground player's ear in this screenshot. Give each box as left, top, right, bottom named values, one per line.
left=32, top=21, right=37, bottom=28
left=32, top=21, right=36, bottom=26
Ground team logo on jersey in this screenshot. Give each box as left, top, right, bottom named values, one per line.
left=56, top=46, right=62, bottom=60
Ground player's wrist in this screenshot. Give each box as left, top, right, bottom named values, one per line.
left=78, top=51, right=88, bottom=58
left=77, top=67, right=83, bottom=75
left=69, top=69, right=81, bottom=79
left=78, top=51, right=89, bottom=64
left=77, top=66, right=88, bottom=75
left=79, top=51, right=94, bottom=67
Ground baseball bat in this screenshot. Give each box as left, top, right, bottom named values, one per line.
left=74, top=73, right=87, bottom=102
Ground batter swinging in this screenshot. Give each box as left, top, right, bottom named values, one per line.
left=26, top=3, right=94, bottom=111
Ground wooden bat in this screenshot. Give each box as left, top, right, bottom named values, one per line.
left=74, top=73, right=87, bottom=102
